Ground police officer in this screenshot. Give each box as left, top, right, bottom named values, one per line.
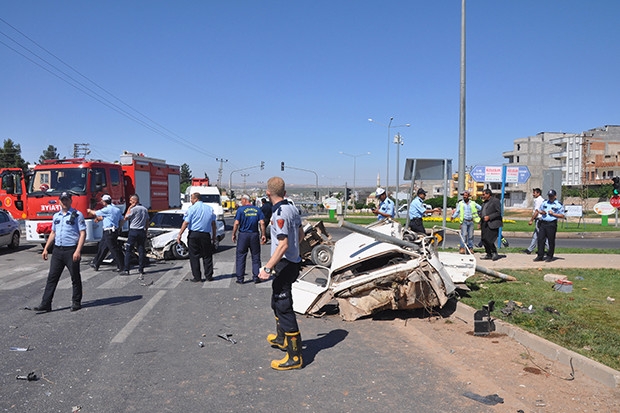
left=258, top=177, right=304, bottom=370
left=533, top=189, right=565, bottom=263
left=123, top=194, right=149, bottom=275
left=232, top=194, right=266, bottom=284
left=88, top=194, right=124, bottom=271
left=408, top=188, right=439, bottom=234
left=177, top=192, right=217, bottom=282
left=451, top=190, right=481, bottom=253
left=371, top=187, right=394, bottom=220
left=34, top=192, right=86, bottom=312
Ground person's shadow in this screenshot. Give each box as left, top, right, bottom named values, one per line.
left=302, top=329, right=348, bottom=367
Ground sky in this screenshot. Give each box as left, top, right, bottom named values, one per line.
left=1, top=1, right=619, bottom=191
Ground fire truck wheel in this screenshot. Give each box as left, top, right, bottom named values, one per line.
left=171, top=241, right=189, bottom=260
left=9, top=231, right=20, bottom=249
left=311, top=245, right=333, bottom=267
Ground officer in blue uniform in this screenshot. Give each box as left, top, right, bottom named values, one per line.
left=258, top=177, right=304, bottom=370
left=88, top=194, right=124, bottom=271
left=409, top=188, right=439, bottom=234
left=533, top=189, right=565, bottom=262
left=372, top=187, right=395, bottom=220
left=34, top=192, right=86, bottom=312
left=177, top=192, right=217, bottom=282
left=232, top=194, right=266, bottom=284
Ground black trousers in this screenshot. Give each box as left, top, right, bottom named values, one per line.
left=41, top=246, right=82, bottom=306
left=271, top=259, right=300, bottom=333
left=408, top=218, right=427, bottom=235
left=93, top=230, right=124, bottom=270
left=124, top=228, right=146, bottom=272
left=187, top=231, right=214, bottom=281
left=537, top=220, right=558, bottom=258
left=481, top=222, right=498, bottom=255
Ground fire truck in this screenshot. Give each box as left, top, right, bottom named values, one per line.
left=0, top=168, right=28, bottom=219
left=24, top=152, right=181, bottom=244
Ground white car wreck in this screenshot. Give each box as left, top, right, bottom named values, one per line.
left=292, top=219, right=476, bottom=321
left=147, top=209, right=225, bottom=260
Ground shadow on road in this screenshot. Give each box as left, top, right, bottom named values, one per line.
left=83, top=295, right=143, bottom=309
left=302, top=328, right=349, bottom=366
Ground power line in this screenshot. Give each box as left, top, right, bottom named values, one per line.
left=0, top=17, right=223, bottom=161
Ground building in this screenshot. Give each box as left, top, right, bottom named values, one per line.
left=503, top=125, right=620, bottom=208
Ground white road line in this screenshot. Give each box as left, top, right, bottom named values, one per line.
left=0, top=270, right=48, bottom=291
left=152, top=266, right=185, bottom=289
left=111, top=290, right=166, bottom=344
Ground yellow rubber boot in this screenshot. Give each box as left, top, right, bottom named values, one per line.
left=266, top=317, right=287, bottom=350
left=271, top=332, right=302, bottom=370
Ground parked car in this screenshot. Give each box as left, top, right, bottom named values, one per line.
left=147, top=209, right=225, bottom=260
left=395, top=203, right=432, bottom=218
left=0, top=208, right=20, bottom=249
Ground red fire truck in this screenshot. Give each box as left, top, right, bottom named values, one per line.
left=24, top=152, right=180, bottom=244
left=0, top=168, right=28, bottom=219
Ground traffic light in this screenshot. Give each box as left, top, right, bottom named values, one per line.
left=260, top=161, right=264, bottom=170
left=314, top=191, right=319, bottom=199
left=345, top=188, right=351, bottom=200
left=613, top=176, right=620, bottom=195
left=281, top=162, right=285, bottom=171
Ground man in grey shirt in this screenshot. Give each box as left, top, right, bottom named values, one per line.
left=122, top=194, right=149, bottom=275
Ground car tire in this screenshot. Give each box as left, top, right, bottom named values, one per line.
left=311, top=244, right=333, bottom=267
left=171, top=242, right=189, bottom=260
left=9, top=231, right=20, bottom=249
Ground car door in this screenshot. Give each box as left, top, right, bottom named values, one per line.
left=0, top=210, right=9, bottom=246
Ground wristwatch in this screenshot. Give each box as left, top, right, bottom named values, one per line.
left=263, top=267, right=272, bottom=275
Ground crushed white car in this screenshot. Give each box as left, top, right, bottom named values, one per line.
left=292, top=219, right=476, bottom=321
left=147, top=209, right=225, bottom=260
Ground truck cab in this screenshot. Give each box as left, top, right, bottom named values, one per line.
left=0, top=168, right=28, bottom=219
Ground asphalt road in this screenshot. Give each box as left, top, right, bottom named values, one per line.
left=1, top=235, right=495, bottom=413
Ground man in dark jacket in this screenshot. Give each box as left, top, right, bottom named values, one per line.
left=479, top=189, right=503, bottom=261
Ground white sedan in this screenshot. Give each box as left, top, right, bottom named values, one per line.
left=147, top=209, right=225, bottom=260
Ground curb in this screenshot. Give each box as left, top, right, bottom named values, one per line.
left=454, top=301, right=620, bottom=389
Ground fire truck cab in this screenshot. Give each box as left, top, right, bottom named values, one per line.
left=0, top=168, right=28, bottom=219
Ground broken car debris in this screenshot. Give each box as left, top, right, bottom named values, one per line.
left=292, top=219, right=481, bottom=321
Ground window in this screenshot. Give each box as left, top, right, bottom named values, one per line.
left=110, top=168, right=121, bottom=186
left=90, top=168, right=108, bottom=192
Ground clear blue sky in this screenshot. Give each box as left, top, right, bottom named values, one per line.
left=2, top=1, right=619, bottom=189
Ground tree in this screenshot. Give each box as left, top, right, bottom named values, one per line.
left=180, top=163, right=193, bottom=193
left=0, top=139, right=28, bottom=171
left=39, top=145, right=61, bottom=163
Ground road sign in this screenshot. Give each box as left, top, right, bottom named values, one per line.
left=610, top=196, right=620, bottom=209
left=471, top=165, right=531, bottom=183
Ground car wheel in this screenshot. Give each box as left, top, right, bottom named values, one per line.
left=311, top=244, right=333, bottom=267
left=171, top=242, right=189, bottom=259
left=9, top=231, right=20, bottom=249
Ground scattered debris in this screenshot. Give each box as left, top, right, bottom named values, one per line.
left=544, top=273, right=568, bottom=283
left=198, top=341, right=204, bottom=348
left=553, top=279, right=573, bottom=293
left=607, top=296, right=616, bottom=303
left=217, top=333, right=237, bottom=344
left=544, top=306, right=560, bottom=315
left=474, top=301, right=495, bottom=336
left=16, top=372, right=38, bottom=381
left=523, top=366, right=543, bottom=375
left=574, top=276, right=584, bottom=280
left=72, top=406, right=82, bottom=413
left=9, top=346, right=30, bottom=352
left=521, top=304, right=535, bottom=314
left=462, top=391, right=504, bottom=405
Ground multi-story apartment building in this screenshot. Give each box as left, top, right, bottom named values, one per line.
left=503, top=125, right=620, bottom=207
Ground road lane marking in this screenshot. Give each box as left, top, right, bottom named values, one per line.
left=111, top=290, right=166, bottom=344
left=0, top=270, right=48, bottom=290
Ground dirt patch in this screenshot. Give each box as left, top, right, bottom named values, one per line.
left=390, top=313, right=620, bottom=412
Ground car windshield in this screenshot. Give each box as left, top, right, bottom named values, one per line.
left=150, top=212, right=184, bottom=229
left=27, top=168, right=87, bottom=196
left=199, top=194, right=220, bottom=203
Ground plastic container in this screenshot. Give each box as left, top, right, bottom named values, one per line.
left=553, top=279, right=573, bottom=293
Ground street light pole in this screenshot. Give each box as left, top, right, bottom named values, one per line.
left=339, top=151, right=370, bottom=207
left=394, top=133, right=404, bottom=205
left=368, top=118, right=410, bottom=197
